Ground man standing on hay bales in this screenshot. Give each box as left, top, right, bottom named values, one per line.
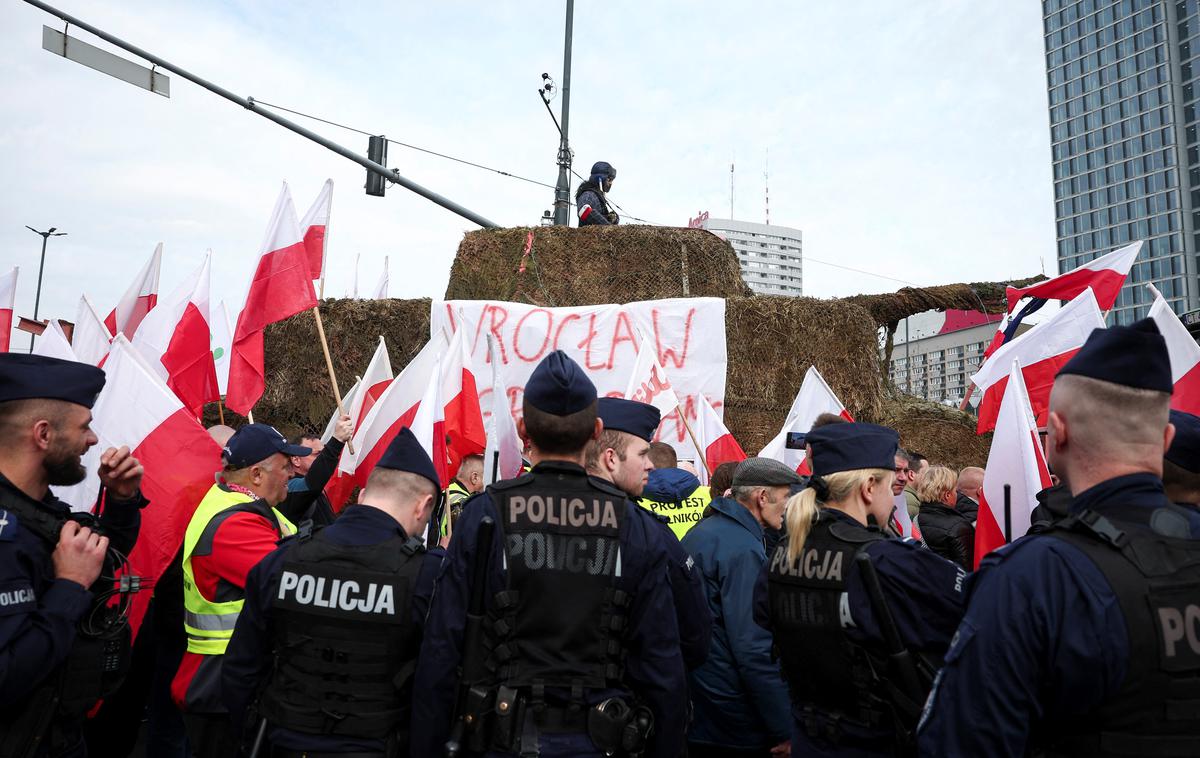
left=576, top=161, right=619, bottom=226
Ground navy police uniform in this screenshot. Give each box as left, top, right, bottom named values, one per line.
left=757, top=423, right=966, bottom=756
left=596, top=397, right=712, bottom=670
left=410, top=351, right=687, bottom=757
left=918, top=319, right=1200, bottom=755
left=1166, top=409, right=1200, bottom=509
left=0, top=355, right=146, bottom=757
left=222, top=427, right=445, bottom=757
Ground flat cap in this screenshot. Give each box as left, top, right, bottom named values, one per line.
left=1056, top=318, right=1173, bottom=393
left=733, top=456, right=803, bottom=487
left=1167, top=410, right=1200, bottom=474
left=377, top=426, right=442, bottom=490
left=598, top=397, right=660, bottom=442
left=0, top=354, right=105, bottom=409
left=807, top=422, right=900, bottom=477
left=224, top=423, right=311, bottom=468
left=524, top=350, right=597, bottom=416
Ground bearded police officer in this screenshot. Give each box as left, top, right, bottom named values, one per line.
left=222, top=427, right=444, bottom=757
left=411, top=350, right=687, bottom=757
left=589, top=398, right=712, bottom=670
left=919, top=319, right=1200, bottom=755
left=0, top=354, right=148, bottom=756
left=758, top=423, right=966, bottom=756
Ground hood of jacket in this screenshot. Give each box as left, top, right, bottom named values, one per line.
left=643, top=467, right=702, bottom=502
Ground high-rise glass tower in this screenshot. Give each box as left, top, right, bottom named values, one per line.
left=1043, top=0, right=1200, bottom=323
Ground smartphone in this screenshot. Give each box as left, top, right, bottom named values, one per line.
left=785, top=432, right=806, bottom=450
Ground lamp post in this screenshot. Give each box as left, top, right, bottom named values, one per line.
left=24, top=225, right=67, bottom=352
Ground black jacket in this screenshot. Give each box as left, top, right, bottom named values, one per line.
left=954, top=493, right=979, bottom=524
left=916, top=501, right=975, bottom=568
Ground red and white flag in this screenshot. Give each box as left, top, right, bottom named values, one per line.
left=440, top=323, right=487, bottom=478
left=484, top=334, right=525, bottom=483
left=625, top=335, right=681, bottom=418
left=412, top=359, right=450, bottom=489
left=695, top=394, right=746, bottom=481
left=974, top=360, right=1053, bottom=567
left=72, top=295, right=113, bottom=366
left=299, top=179, right=333, bottom=281
left=321, top=336, right=394, bottom=510
left=1005, top=241, right=1141, bottom=313
left=891, top=493, right=918, bottom=540
left=0, top=266, right=17, bottom=353
left=972, top=289, right=1105, bottom=434
left=760, top=365, right=853, bottom=474
left=371, top=256, right=389, bottom=300
left=225, top=183, right=319, bottom=415
left=52, top=336, right=222, bottom=637
left=132, top=252, right=219, bottom=417
left=105, top=243, right=162, bottom=338
left=32, top=320, right=77, bottom=362
left=1147, top=285, right=1200, bottom=415
left=212, top=299, right=234, bottom=397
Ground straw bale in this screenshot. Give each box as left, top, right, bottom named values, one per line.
left=445, top=226, right=752, bottom=306
left=844, top=276, right=1045, bottom=328
left=876, top=393, right=992, bottom=469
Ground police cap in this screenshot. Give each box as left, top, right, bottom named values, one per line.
left=597, top=397, right=660, bottom=442
left=524, top=350, right=597, bottom=416
left=1056, top=318, right=1173, bottom=393
left=0, top=354, right=105, bottom=409
left=223, top=423, right=311, bottom=468
left=806, top=422, right=899, bottom=477
left=377, top=426, right=442, bottom=491
left=1167, top=410, right=1200, bottom=474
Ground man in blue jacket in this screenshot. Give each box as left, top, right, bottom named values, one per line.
left=681, top=456, right=797, bottom=757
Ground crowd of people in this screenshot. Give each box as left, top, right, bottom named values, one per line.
left=0, top=314, right=1197, bottom=757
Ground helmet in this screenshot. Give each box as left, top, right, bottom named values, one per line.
left=590, top=161, right=616, bottom=181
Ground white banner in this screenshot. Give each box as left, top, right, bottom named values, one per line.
left=431, top=298, right=727, bottom=457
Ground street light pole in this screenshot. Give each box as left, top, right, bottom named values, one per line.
left=552, top=0, right=575, bottom=226
left=24, top=225, right=66, bottom=352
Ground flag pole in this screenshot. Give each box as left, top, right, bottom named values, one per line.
left=247, top=409, right=255, bottom=424
left=217, top=396, right=226, bottom=426
left=1003, top=483, right=1012, bottom=543
left=311, top=306, right=355, bottom=455
left=677, top=405, right=711, bottom=478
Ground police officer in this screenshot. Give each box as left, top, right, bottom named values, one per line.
left=918, top=318, right=1200, bottom=755
left=411, top=350, right=687, bottom=757
left=758, top=422, right=966, bottom=756
left=1164, top=409, right=1199, bottom=509
left=171, top=423, right=310, bottom=756
left=222, top=427, right=445, bottom=757
left=0, top=354, right=147, bottom=756
left=576, top=162, right=618, bottom=226
left=589, top=398, right=712, bottom=670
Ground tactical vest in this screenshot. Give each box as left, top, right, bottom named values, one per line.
left=0, top=485, right=131, bottom=757
left=1035, top=506, right=1200, bottom=757
left=767, top=511, right=893, bottom=735
left=487, top=466, right=630, bottom=696
left=181, top=484, right=295, bottom=655
left=638, top=485, right=711, bottom=540
left=259, top=528, right=424, bottom=741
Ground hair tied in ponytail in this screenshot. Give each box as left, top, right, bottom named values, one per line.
left=809, top=475, right=830, bottom=501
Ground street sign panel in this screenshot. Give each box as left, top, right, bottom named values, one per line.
left=42, top=26, right=169, bottom=97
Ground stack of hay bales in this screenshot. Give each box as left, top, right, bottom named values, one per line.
left=245, top=227, right=1039, bottom=470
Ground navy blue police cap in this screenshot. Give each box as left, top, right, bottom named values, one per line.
left=597, top=397, right=660, bottom=442
left=1056, top=318, right=1173, bottom=393
left=223, top=423, right=311, bottom=468
left=1167, top=410, right=1200, bottom=474
left=806, top=422, right=900, bottom=478
left=524, top=350, right=597, bottom=415
left=0, top=354, right=105, bottom=409
left=376, top=426, right=442, bottom=490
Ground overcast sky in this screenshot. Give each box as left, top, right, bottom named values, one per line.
left=1, top=1, right=1055, bottom=342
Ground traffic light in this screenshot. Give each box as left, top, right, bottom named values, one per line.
left=366, top=135, right=388, bottom=196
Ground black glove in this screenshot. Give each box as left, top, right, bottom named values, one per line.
left=606, top=211, right=620, bottom=225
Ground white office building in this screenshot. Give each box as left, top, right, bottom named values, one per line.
left=700, top=217, right=804, bottom=296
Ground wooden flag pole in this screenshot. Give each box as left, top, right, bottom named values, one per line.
left=677, top=407, right=711, bottom=478
left=247, top=409, right=255, bottom=424
left=311, top=306, right=355, bottom=455
left=217, top=396, right=226, bottom=426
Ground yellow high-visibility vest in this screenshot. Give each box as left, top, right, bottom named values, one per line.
left=639, top=485, right=712, bottom=540
left=181, top=484, right=295, bottom=655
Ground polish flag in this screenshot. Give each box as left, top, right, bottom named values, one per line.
left=225, top=183, right=319, bottom=415
left=891, top=493, right=918, bottom=540
left=72, top=295, right=113, bottom=366
left=52, top=336, right=222, bottom=637
left=132, top=253, right=219, bottom=417
left=441, top=324, right=486, bottom=478
left=105, top=243, right=162, bottom=338
left=321, top=336, right=394, bottom=510
left=299, top=179, right=333, bottom=281
left=0, top=267, right=17, bottom=353
left=972, top=289, right=1105, bottom=434
left=1005, top=241, right=1141, bottom=313
left=625, top=335, right=681, bottom=418
left=760, top=365, right=853, bottom=474
left=484, top=334, right=525, bottom=484
left=212, top=300, right=234, bottom=397
left=412, top=360, right=450, bottom=489
left=1147, top=285, right=1200, bottom=415
left=696, top=394, right=746, bottom=479
left=974, top=360, right=1053, bottom=567
left=32, top=320, right=78, bottom=361
left=340, top=337, right=442, bottom=483
left=371, top=256, right=389, bottom=300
